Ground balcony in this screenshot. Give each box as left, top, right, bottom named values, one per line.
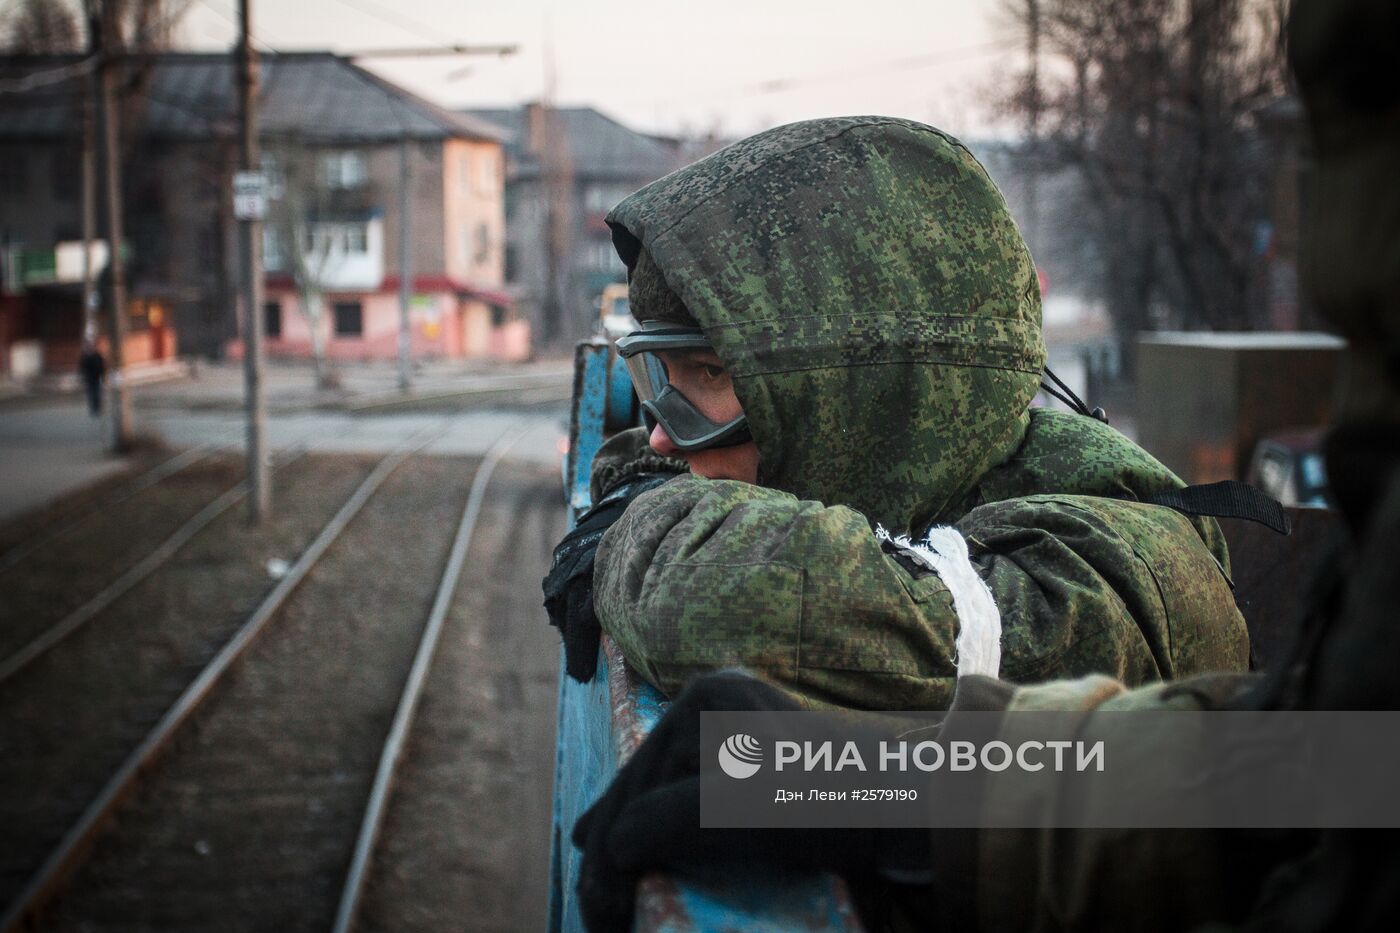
left=1, top=242, right=111, bottom=293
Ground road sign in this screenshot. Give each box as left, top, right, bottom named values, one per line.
left=233, top=171, right=268, bottom=221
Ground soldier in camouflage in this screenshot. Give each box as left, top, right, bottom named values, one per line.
left=571, top=6, right=1398, bottom=928
left=589, top=115, right=1249, bottom=710
left=942, top=1, right=1400, bottom=928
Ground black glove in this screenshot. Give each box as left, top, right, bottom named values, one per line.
left=571, top=671, right=932, bottom=932
left=543, top=471, right=676, bottom=683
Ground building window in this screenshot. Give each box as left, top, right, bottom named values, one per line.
left=343, top=223, right=368, bottom=254
left=51, top=150, right=78, bottom=201
left=264, top=301, right=282, bottom=338
left=319, top=151, right=367, bottom=190
left=260, top=153, right=285, bottom=199
left=263, top=227, right=283, bottom=270
left=301, top=223, right=368, bottom=256
left=333, top=301, right=363, bottom=337
left=587, top=239, right=617, bottom=271
left=476, top=149, right=495, bottom=193
left=0, top=152, right=28, bottom=195
left=475, top=223, right=491, bottom=265
left=504, top=244, right=518, bottom=282
left=199, top=227, right=219, bottom=269
left=584, top=184, right=630, bottom=213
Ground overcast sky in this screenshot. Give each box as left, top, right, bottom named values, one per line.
left=179, top=0, right=1026, bottom=140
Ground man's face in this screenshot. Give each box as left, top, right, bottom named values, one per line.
left=647, top=348, right=760, bottom=483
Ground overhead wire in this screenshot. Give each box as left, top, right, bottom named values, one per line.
left=742, top=38, right=1020, bottom=95
left=196, top=0, right=280, bottom=53
left=606, top=36, right=1022, bottom=111
left=325, top=0, right=469, bottom=51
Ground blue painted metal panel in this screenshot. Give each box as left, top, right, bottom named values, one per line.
left=550, top=339, right=615, bottom=933
left=549, top=339, right=863, bottom=933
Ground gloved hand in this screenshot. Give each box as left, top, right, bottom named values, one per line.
left=588, top=426, right=687, bottom=504
left=571, top=670, right=932, bottom=932
left=543, top=468, right=678, bottom=683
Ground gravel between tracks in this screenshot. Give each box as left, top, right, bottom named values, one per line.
left=0, top=454, right=379, bottom=910
left=0, top=451, right=176, bottom=556
left=355, top=462, right=565, bottom=933
left=39, top=455, right=482, bottom=932
left=0, top=456, right=248, bottom=661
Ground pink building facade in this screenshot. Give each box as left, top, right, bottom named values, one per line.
left=215, top=56, right=524, bottom=365
left=254, top=275, right=527, bottom=364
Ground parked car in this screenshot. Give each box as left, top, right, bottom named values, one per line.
left=597, top=283, right=635, bottom=339
left=1247, top=427, right=1330, bottom=508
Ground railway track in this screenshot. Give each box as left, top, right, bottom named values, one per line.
left=0, top=446, right=308, bottom=687
left=1, top=421, right=560, bottom=931
left=0, top=443, right=227, bottom=577
left=0, top=449, right=257, bottom=666
left=350, top=460, right=564, bottom=933
left=0, top=448, right=383, bottom=917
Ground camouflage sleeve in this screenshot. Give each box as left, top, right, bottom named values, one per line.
left=959, top=494, right=1248, bottom=685
left=593, top=477, right=1248, bottom=709
left=971, top=671, right=1268, bottom=933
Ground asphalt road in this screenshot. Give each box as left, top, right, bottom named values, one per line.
left=0, top=387, right=569, bottom=524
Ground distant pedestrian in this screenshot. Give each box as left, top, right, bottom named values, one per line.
left=78, top=340, right=106, bottom=417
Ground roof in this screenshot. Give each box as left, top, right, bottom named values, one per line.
left=460, top=105, right=680, bottom=181
left=0, top=53, right=507, bottom=145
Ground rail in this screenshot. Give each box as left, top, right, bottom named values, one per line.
left=0, top=445, right=307, bottom=687
left=332, top=423, right=528, bottom=933
left=0, top=442, right=224, bottom=576
left=0, top=426, right=443, bottom=933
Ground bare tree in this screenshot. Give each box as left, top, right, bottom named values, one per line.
left=263, top=143, right=348, bottom=389
left=1, top=1, right=193, bottom=52
left=0, top=0, right=83, bottom=52
left=997, top=0, right=1292, bottom=360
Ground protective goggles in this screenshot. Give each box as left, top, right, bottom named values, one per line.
left=615, top=321, right=752, bottom=452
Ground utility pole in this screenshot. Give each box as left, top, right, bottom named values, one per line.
left=238, top=0, right=270, bottom=522
left=397, top=138, right=412, bottom=392
left=96, top=0, right=133, bottom=451
left=1025, top=0, right=1042, bottom=257
left=80, top=7, right=98, bottom=338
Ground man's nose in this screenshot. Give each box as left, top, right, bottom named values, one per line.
left=648, top=421, right=679, bottom=457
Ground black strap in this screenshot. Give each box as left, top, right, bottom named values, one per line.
left=1041, top=366, right=1109, bottom=424
left=1142, top=480, right=1292, bottom=535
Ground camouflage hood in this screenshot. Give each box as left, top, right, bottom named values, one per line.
left=607, top=116, right=1045, bottom=535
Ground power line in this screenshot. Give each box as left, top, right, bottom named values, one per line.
left=197, top=0, right=278, bottom=53
left=743, top=38, right=1020, bottom=95
left=325, top=0, right=473, bottom=51
left=344, top=44, right=517, bottom=59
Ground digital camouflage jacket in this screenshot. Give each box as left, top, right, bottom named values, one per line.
left=928, top=3, right=1400, bottom=928
left=593, top=116, right=1248, bottom=710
